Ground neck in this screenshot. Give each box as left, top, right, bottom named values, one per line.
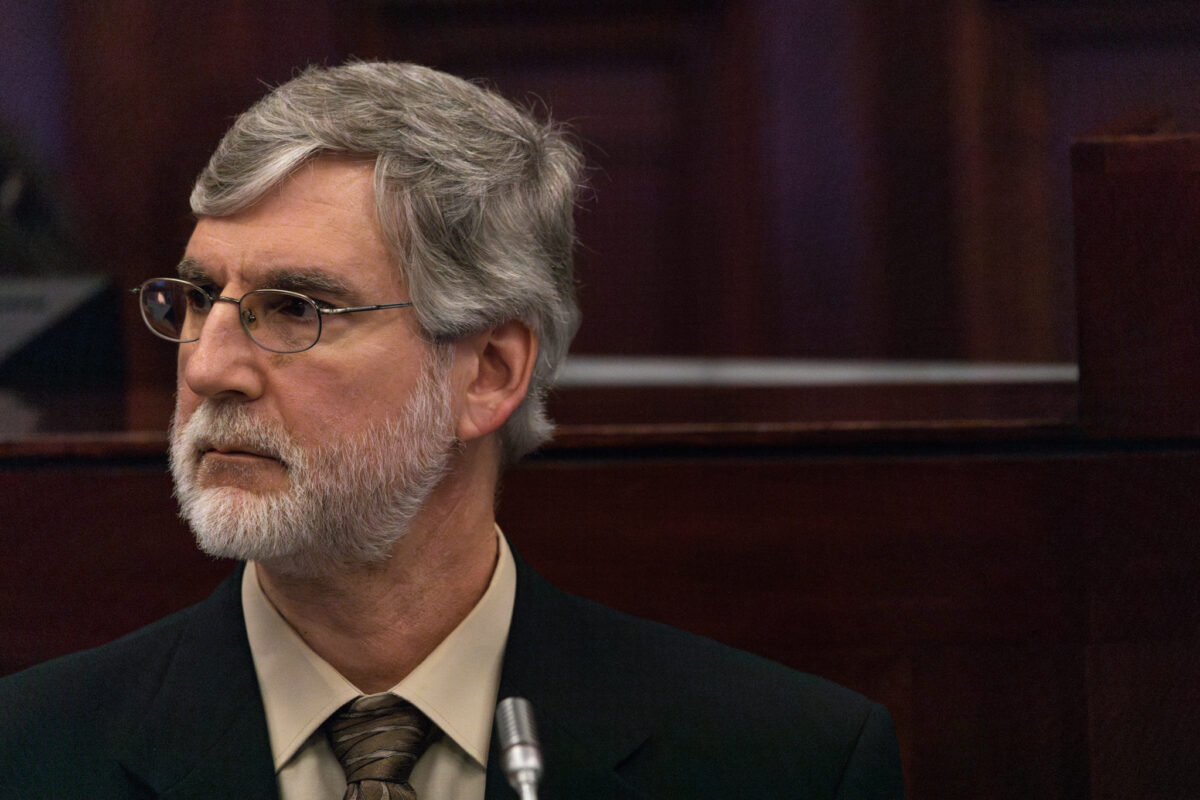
left=255, top=446, right=500, bottom=693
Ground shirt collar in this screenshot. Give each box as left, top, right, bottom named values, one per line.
left=242, top=527, right=517, bottom=771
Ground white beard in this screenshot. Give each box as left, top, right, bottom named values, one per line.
left=168, top=353, right=458, bottom=578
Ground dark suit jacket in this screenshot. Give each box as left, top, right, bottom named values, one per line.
left=0, top=557, right=903, bottom=798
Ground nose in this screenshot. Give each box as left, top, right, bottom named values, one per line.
left=178, top=298, right=267, bottom=402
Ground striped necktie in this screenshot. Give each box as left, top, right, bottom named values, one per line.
left=324, top=694, right=434, bottom=800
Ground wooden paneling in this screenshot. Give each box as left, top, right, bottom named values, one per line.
left=4, top=433, right=1197, bottom=798
left=1079, top=450, right=1200, bottom=798
left=20, top=0, right=1199, bottom=427
left=1073, top=135, right=1200, bottom=439
left=339, top=2, right=766, bottom=357
left=548, top=380, right=1076, bottom=429
left=33, top=0, right=1138, bottom=436
left=58, top=0, right=346, bottom=430
left=1086, top=642, right=1200, bottom=799
left=1071, top=135, right=1200, bottom=799
left=0, top=465, right=223, bottom=671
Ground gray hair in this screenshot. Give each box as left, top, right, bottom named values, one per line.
left=190, top=61, right=582, bottom=463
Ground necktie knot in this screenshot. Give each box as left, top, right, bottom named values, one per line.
left=324, top=694, right=433, bottom=800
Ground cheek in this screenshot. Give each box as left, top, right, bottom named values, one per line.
left=273, top=372, right=372, bottom=441
left=321, top=382, right=394, bottom=425
left=311, top=368, right=419, bottom=431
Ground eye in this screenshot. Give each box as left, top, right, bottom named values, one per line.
left=258, top=291, right=319, bottom=322
left=282, top=296, right=317, bottom=318
left=183, top=285, right=214, bottom=311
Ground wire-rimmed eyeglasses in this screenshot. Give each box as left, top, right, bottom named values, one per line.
left=132, top=277, right=413, bottom=354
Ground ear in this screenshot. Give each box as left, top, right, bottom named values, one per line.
left=453, top=320, right=538, bottom=443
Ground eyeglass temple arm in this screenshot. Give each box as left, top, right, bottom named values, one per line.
left=319, top=301, right=413, bottom=316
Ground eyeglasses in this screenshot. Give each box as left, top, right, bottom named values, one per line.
left=133, top=277, right=413, bottom=354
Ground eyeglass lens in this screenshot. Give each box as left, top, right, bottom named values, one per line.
left=138, top=278, right=323, bottom=353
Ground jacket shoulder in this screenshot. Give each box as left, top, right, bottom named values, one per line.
left=504, top=562, right=904, bottom=797
left=528, top=579, right=876, bottom=727
left=0, top=570, right=246, bottom=795
left=1, top=598, right=205, bottom=716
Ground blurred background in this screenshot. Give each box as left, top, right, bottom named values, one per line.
left=5, top=0, right=1199, bottom=434
left=6, top=5, right=1200, bottom=798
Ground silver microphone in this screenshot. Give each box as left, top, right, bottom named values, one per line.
left=495, top=696, right=543, bottom=800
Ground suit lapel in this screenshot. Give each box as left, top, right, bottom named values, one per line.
left=487, top=553, right=650, bottom=800
left=108, top=555, right=651, bottom=798
left=114, top=566, right=278, bottom=799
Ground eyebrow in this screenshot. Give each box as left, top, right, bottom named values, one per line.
left=175, top=256, right=210, bottom=283
left=175, top=257, right=359, bottom=300
left=260, top=268, right=356, bottom=299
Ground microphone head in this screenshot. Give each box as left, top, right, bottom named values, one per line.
left=496, top=696, right=539, bottom=747
left=495, top=696, right=543, bottom=794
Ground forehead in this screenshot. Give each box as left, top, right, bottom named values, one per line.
left=182, top=158, right=398, bottom=294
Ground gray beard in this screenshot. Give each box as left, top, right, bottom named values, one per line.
left=168, top=355, right=458, bottom=579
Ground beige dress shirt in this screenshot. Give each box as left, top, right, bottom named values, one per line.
left=241, top=528, right=517, bottom=800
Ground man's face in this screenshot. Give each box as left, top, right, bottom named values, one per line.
left=169, top=157, right=459, bottom=576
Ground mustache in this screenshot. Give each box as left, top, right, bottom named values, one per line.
left=172, top=402, right=300, bottom=467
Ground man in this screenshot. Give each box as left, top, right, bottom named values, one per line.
left=0, top=62, right=903, bottom=798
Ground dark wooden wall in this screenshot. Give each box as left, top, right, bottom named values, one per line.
left=10, top=426, right=1196, bottom=800
left=4, top=1, right=1193, bottom=431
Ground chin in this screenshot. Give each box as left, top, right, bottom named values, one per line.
left=182, top=484, right=406, bottom=578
